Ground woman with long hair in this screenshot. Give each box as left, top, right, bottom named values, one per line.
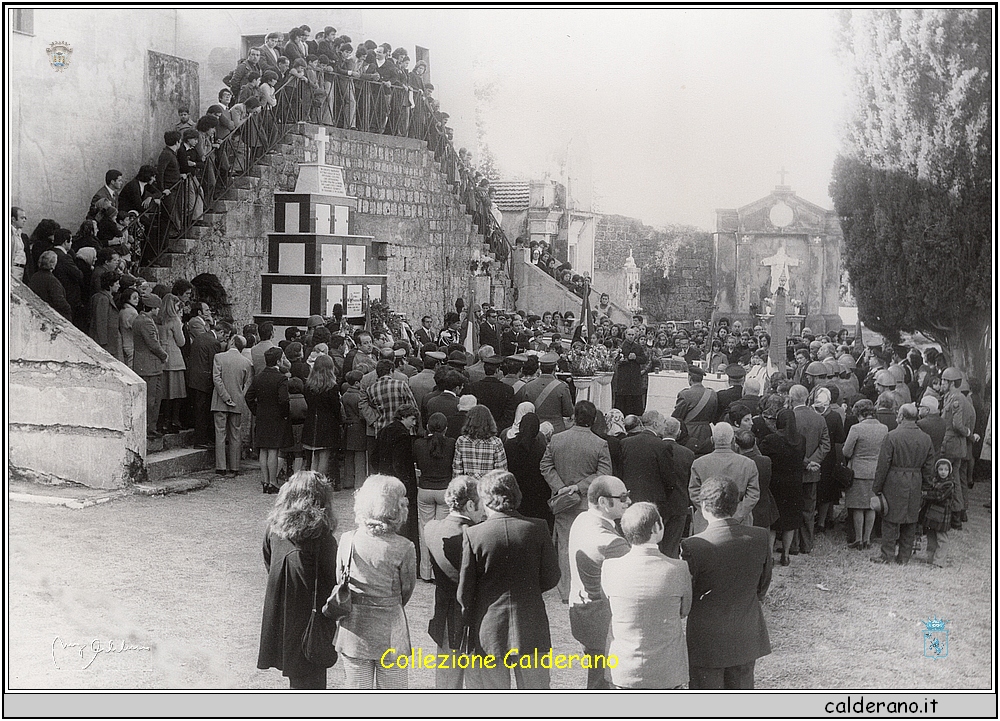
left=503, top=412, right=553, bottom=532
left=760, top=408, right=806, bottom=566
left=842, top=399, right=889, bottom=550
left=453, top=405, right=507, bottom=480
left=156, top=286, right=189, bottom=433
left=335, top=474, right=417, bottom=689
left=412, top=412, right=457, bottom=581
left=301, top=354, right=342, bottom=482
left=257, top=471, right=338, bottom=689
left=117, top=285, right=140, bottom=368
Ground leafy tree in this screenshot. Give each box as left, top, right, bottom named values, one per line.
left=830, top=8, right=991, bottom=377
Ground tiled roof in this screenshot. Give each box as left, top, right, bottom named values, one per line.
left=492, top=180, right=530, bottom=211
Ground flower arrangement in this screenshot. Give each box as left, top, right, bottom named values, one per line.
left=568, top=342, right=616, bottom=377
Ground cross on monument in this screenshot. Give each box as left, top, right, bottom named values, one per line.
left=314, top=127, right=328, bottom=165
left=778, top=166, right=789, bottom=185
left=762, top=245, right=801, bottom=294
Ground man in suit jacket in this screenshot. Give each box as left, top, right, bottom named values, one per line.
left=88, top=169, right=124, bottom=218
left=661, top=416, right=695, bottom=545
left=682, top=477, right=772, bottom=689
left=714, top=364, right=746, bottom=422
left=602, top=502, right=692, bottom=689
left=132, top=293, right=168, bottom=440
left=51, top=229, right=85, bottom=325
left=414, top=315, right=436, bottom=347
left=466, top=356, right=515, bottom=430
left=212, top=334, right=253, bottom=475
left=187, top=320, right=223, bottom=447
left=256, top=33, right=282, bottom=72
left=459, top=470, right=560, bottom=689
left=790, top=384, right=830, bottom=553
left=478, top=308, right=501, bottom=353
left=425, top=477, right=482, bottom=689
left=567, top=476, right=630, bottom=689
left=424, top=368, right=463, bottom=428
left=689, top=422, right=760, bottom=534
left=619, top=411, right=685, bottom=557
left=540, top=401, right=613, bottom=602
left=118, top=165, right=164, bottom=217
left=10, top=206, right=29, bottom=282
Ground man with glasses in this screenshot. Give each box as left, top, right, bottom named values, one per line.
left=567, top=475, right=631, bottom=689
left=478, top=308, right=500, bottom=352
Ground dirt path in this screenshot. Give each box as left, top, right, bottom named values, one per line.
left=7, top=471, right=992, bottom=689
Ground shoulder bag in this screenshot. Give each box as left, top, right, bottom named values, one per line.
left=301, top=540, right=340, bottom=668
left=322, top=531, right=355, bottom=622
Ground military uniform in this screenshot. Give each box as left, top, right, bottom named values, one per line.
left=942, top=388, right=972, bottom=515
left=517, top=369, right=574, bottom=434
left=672, top=372, right=718, bottom=457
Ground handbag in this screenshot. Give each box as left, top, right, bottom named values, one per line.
left=300, top=544, right=339, bottom=668
left=547, top=486, right=581, bottom=515
left=322, top=531, right=355, bottom=622
left=834, top=463, right=854, bottom=491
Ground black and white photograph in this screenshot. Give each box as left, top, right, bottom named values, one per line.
left=5, top=5, right=995, bottom=716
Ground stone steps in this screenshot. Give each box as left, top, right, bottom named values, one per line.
left=144, top=447, right=214, bottom=484
left=145, top=428, right=196, bottom=453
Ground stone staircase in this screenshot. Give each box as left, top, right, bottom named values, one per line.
left=143, top=428, right=215, bottom=484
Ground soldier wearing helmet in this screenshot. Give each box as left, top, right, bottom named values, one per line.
left=886, top=363, right=912, bottom=407
left=801, top=360, right=829, bottom=393
left=940, top=366, right=978, bottom=527
left=834, top=354, right=860, bottom=400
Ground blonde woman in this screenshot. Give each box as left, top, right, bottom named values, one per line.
left=335, top=474, right=417, bottom=689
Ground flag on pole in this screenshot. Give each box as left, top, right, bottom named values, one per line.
left=363, top=285, right=372, bottom=335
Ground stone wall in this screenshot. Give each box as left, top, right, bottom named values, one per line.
left=513, top=249, right=631, bottom=325
left=9, top=279, right=147, bottom=490
left=595, top=214, right=713, bottom=323
left=146, top=124, right=497, bottom=328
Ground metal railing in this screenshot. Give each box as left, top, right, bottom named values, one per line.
left=136, top=73, right=512, bottom=281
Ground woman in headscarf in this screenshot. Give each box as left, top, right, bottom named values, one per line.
left=503, top=411, right=553, bottom=532
left=760, top=408, right=806, bottom=566
left=504, top=401, right=536, bottom=441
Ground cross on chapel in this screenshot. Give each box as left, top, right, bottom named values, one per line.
left=777, top=166, right=789, bottom=185
left=762, top=245, right=800, bottom=294
left=314, top=127, right=328, bottom=165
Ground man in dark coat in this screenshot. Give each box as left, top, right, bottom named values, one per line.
left=872, top=403, right=936, bottom=565
left=661, top=416, right=695, bottom=544
left=51, top=229, right=85, bottom=325
left=425, top=477, right=481, bottom=689
left=28, top=250, right=73, bottom=320
left=790, top=384, right=830, bottom=554
left=459, top=470, right=560, bottom=689
left=613, top=326, right=648, bottom=416
left=477, top=308, right=501, bottom=352
left=682, top=477, right=771, bottom=689
left=465, top=356, right=515, bottom=430
left=714, top=363, right=746, bottom=422
left=672, top=367, right=718, bottom=456
left=132, top=293, right=168, bottom=440
left=618, top=410, right=684, bottom=558
left=188, top=321, right=223, bottom=448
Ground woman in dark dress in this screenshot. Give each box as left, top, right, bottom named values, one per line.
left=372, top=404, right=420, bottom=552
left=502, top=412, right=554, bottom=533
left=246, top=346, right=293, bottom=494
left=814, top=387, right=847, bottom=533
left=302, top=354, right=342, bottom=483
left=257, top=470, right=338, bottom=689
left=735, top=428, right=780, bottom=553
left=760, top=408, right=806, bottom=566
left=412, top=412, right=457, bottom=581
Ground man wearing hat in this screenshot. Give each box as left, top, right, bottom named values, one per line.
left=466, top=354, right=516, bottom=430
left=501, top=354, right=528, bottom=392
left=466, top=345, right=494, bottom=385
left=517, top=353, right=574, bottom=433
left=714, top=364, right=746, bottom=423
left=941, top=367, right=976, bottom=526
left=672, top=367, right=718, bottom=456
left=132, top=293, right=168, bottom=440
left=410, top=349, right=445, bottom=409
left=871, top=403, right=936, bottom=564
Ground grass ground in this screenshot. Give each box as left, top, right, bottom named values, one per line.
left=6, top=468, right=993, bottom=690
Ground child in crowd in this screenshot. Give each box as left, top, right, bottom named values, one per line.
left=919, top=458, right=955, bottom=567
left=284, top=377, right=308, bottom=475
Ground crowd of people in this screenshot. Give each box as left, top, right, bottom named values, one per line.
left=242, top=293, right=989, bottom=690
left=10, top=23, right=511, bottom=291
left=518, top=236, right=593, bottom=298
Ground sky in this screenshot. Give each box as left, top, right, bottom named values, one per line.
left=368, top=8, right=847, bottom=231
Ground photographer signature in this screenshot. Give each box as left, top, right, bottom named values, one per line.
left=52, top=637, right=151, bottom=670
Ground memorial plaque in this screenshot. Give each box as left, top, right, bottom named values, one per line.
left=318, top=166, right=346, bottom=196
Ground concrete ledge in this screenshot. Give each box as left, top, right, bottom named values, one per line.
left=133, top=476, right=211, bottom=496
left=9, top=491, right=127, bottom=510
left=145, top=448, right=214, bottom=483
